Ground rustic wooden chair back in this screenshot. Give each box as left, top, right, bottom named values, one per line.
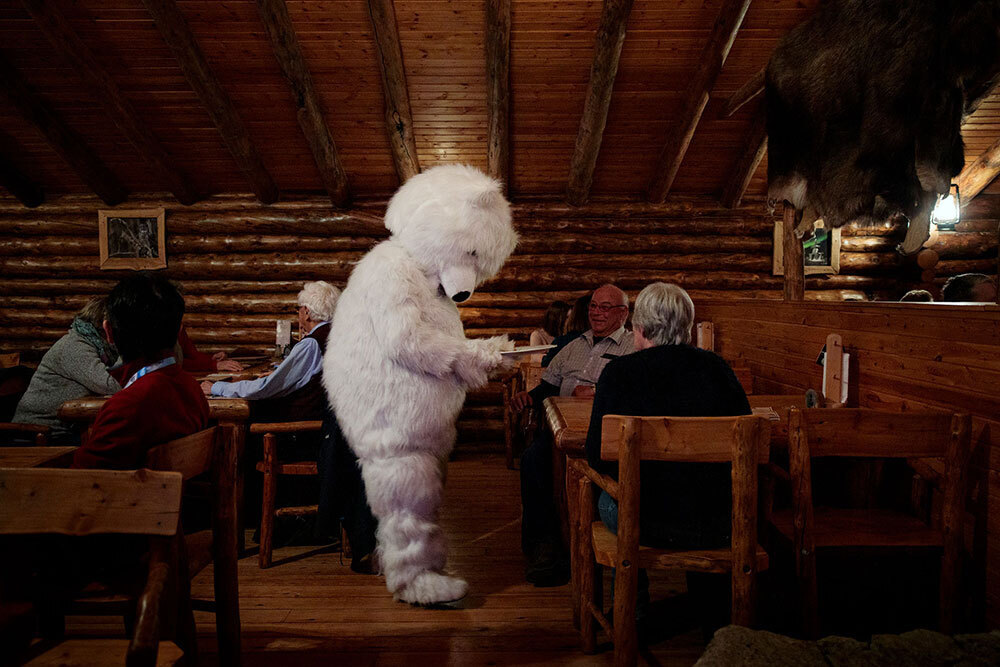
left=695, top=322, right=714, bottom=351
left=0, top=468, right=185, bottom=666
left=778, top=407, right=971, bottom=637
left=250, top=420, right=324, bottom=568
left=0, top=352, right=20, bottom=368
left=521, top=361, right=544, bottom=392
left=571, top=414, right=770, bottom=667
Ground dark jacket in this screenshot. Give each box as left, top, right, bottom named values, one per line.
left=250, top=323, right=331, bottom=422
left=585, top=344, right=751, bottom=547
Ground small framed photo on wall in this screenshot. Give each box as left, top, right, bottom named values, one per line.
left=98, top=208, right=166, bottom=270
left=773, top=218, right=841, bottom=276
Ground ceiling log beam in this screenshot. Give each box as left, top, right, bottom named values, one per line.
left=485, top=0, right=511, bottom=193
left=723, top=66, right=765, bottom=118
left=957, top=137, right=1000, bottom=204
left=21, top=0, right=198, bottom=205
left=647, top=0, right=753, bottom=203
left=255, top=0, right=349, bottom=207
left=0, top=130, right=44, bottom=208
left=366, top=0, right=420, bottom=183
left=0, top=52, right=126, bottom=205
left=140, top=0, right=278, bottom=204
left=565, top=0, right=636, bottom=206
left=720, top=108, right=767, bottom=208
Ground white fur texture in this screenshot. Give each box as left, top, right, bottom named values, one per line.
left=324, top=165, right=517, bottom=605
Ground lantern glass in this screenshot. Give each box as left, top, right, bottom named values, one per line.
left=930, top=185, right=960, bottom=231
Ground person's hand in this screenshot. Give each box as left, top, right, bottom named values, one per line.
left=200, top=381, right=214, bottom=396
left=511, top=390, right=533, bottom=412
left=571, top=384, right=595, bottom=398
left=216, top=359, right=244, bottom=372
left=212, top=351, right=228, bottom=361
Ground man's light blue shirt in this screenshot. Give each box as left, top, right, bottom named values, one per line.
left=210, top=322, right=329, bottom=400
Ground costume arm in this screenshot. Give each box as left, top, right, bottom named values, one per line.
left=211, top=338, right=320, bottom=399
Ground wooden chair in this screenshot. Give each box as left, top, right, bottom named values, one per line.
left=569, top=414, right=771, bottom=666
left=0, top=467, right=188, bottom=666
left=768, top=407, right=971, bottom=637
left=250, top=420, right=324, bottom=568
left=0, top=423, right=51, bottom=445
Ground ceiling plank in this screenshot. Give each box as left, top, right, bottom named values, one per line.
left=485, top=0, right=511, bottom=193
left=647, top=0, right=753, bottom=203
left=723, top=66, right=765, bottom=118
left=366, top=0, right=420, bottom=183
left=0, top=130, right=44, bottom=208
left=0, top=51, right=126, bottom=206
left=957, top=137, right=1000, bottom=204
left=721, top=109, right=767, bottom=208
left=21, top=0, right=198, bottom=206
left=140, top=0, right=278, bottom=204
left=255, top=0, right=350, bottom=208
left=566, top=0, right=636, bottom=206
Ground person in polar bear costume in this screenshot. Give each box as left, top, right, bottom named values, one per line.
left=323, top=164, right=518, bottom=605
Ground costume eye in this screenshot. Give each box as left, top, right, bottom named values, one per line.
left=468, top=250, right=477, bottom=257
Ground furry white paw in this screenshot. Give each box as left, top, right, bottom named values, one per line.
left=453, top=353, right=490, bottom=389
left=394, top=572, right=468, bottom=606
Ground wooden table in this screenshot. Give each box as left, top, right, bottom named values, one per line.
left=58, top=396, right=248, bottom=667
left=0, top=446, right=77, bottom=468
left=197, top=360, right=277, bottom=383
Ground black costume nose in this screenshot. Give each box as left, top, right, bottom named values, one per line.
left=452, top=291, right=470, bottom=303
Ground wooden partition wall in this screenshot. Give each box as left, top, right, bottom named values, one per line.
left=695, top=298, right=1000, bottom=627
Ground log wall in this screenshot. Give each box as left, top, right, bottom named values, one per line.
left=695, top=298, right=1000, bottom=629
left=0, top=192, right=996, bottom=448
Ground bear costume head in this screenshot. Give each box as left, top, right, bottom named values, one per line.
left=384, top=164, right=517, bottom=303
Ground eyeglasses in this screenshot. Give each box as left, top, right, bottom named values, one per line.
left=589, top=302, right=627, bottom=314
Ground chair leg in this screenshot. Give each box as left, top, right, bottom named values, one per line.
left=796, top=547, right=819, bottom=638
left=259, top=434, right=277, bottom=569
left=173, top=535, right=199, bottom=665
left=612, top=561, right=639, bottom=667
left=731, top=567, right=755, bottom=627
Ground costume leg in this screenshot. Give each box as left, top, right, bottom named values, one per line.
left=360, top=449, right=467, bottom=604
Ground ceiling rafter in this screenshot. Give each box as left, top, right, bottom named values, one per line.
left=721, top=108, right=767, bottom=208
left=366, top=0, right=420, bottom=183
left=957, top=137, right=1000, bottom=205
left=485, top=0, right=511, bottom=194
left=0, top=51, right=126, bottom=206
left=0, top=129, right=44, bottom=208
left=565, top=0, right=636, bottom=206
left=256, top=0, right=350, bottom=208
left=21, top=0, right=199, bottom=206
left=140, top=0, right=279, bottom=204
left=647, top=0, right=753, bottom=203
left=723, top=66, right=765, bottom=119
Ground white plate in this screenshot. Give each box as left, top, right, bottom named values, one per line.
left=500, top=345, right=556, bottom=356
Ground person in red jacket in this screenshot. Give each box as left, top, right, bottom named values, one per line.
left=177, top=323, right=244, bottom=373
left=74, top=274, right=210, bottom=470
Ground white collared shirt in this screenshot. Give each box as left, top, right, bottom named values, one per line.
left=541, top=326, right=635, bottom=396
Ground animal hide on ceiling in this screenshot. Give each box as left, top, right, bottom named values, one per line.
left=766, top=0, right=1000, bottom=254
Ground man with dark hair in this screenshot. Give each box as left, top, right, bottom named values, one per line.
left=940, top=273, right=997, bottom=303
left=73, top=274, right=209, bottom=469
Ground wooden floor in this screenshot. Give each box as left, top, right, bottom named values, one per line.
left=183, top=452, right=706, bottom=666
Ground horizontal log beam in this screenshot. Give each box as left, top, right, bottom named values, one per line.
left=141, top=0, right=278, bottom=204
left=0, top=51, right=126, bottom=205
left=485, top=0, right=511, bottom=191
left=367, top=0, right=420, bottom=182
left=957, top=136, right=1000, bottom=204
left=722, top=66, right=765, bottom=118
left=22, top=0, right=199, bottom=205
left=566, top=0, right=636, bottom=205
left=256, top=0, right=349, bottom=207
left=647, top=0, right=752, bottom=202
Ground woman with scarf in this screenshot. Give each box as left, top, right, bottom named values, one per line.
left=13, top=297, right=123, bottom=443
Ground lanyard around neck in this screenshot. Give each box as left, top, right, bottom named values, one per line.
left=124, top=356, right=176, bottom=389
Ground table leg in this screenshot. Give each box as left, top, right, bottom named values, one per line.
left=213, top=421, right=243, bottom=667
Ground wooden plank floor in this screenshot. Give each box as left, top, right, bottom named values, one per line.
left=73, top=452, right=707, bottom=665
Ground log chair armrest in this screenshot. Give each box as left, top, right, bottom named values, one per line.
left=568, top=458, right=619, bottom=500
left=249, top=420, right=323, bottom=434
left=0, top=423, right=51, bottom=444
left=127, top=542, right=171, bottom=667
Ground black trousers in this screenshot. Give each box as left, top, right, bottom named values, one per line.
left=519, top=420, right=563, bottom=557
left=316, top=411, right=377, bottom=561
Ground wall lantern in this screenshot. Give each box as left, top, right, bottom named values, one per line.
left=930, top=184, right=960, bottom=231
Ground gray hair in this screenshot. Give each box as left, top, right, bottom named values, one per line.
left=632, top=283, right=695, bottom=346
left=77, top=296, right=108, bottom=327
left=297, top=281, right=340, bottom=322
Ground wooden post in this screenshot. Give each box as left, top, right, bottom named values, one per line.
left=485, top=0, right=511, bottom=192
left=367, top=0, right=420, bottom=182
left=782, top=203, right=805, bottom=301
left=566, top=0, right=636, bottom=205
left=787, top=409, right=819, bottom=638
left=612, top=418, right=640, bottom=667
left=256, top=0, right=350, bottom=207
left=212, top=417, right=245, bottom=667
left=731, top=416, right=767, bottom=627
left=939, top=413, right=971, bottom=633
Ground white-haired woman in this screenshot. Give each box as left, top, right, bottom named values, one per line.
left=202, top=281, right=340, bottom=421
left=583, top=283, right=750, bottom=633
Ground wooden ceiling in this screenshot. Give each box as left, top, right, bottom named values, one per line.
left=0, top=0, right=997, bottom=207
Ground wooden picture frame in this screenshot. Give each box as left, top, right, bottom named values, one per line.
left=98, top=208, right=166, bottom=270
left=773, top=218, right=840, bottom=276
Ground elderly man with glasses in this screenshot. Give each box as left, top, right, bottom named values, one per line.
left=512, top=283, right=635, bottom=586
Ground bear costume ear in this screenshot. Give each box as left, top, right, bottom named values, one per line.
left=472, top=188, right=500, bottom=209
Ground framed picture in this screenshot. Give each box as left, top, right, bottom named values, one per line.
left=98, top=208, right=166, bottom=270
left=773, top=218, right=841, bottom=276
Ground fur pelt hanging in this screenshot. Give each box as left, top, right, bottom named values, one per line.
left=766, top=0, right=1000, bottom=254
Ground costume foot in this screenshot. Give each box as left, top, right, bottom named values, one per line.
left=395, top=571, right=468, bottom=606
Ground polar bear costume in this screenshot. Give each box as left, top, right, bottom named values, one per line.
left=323, top=165, right=518, bottom=605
